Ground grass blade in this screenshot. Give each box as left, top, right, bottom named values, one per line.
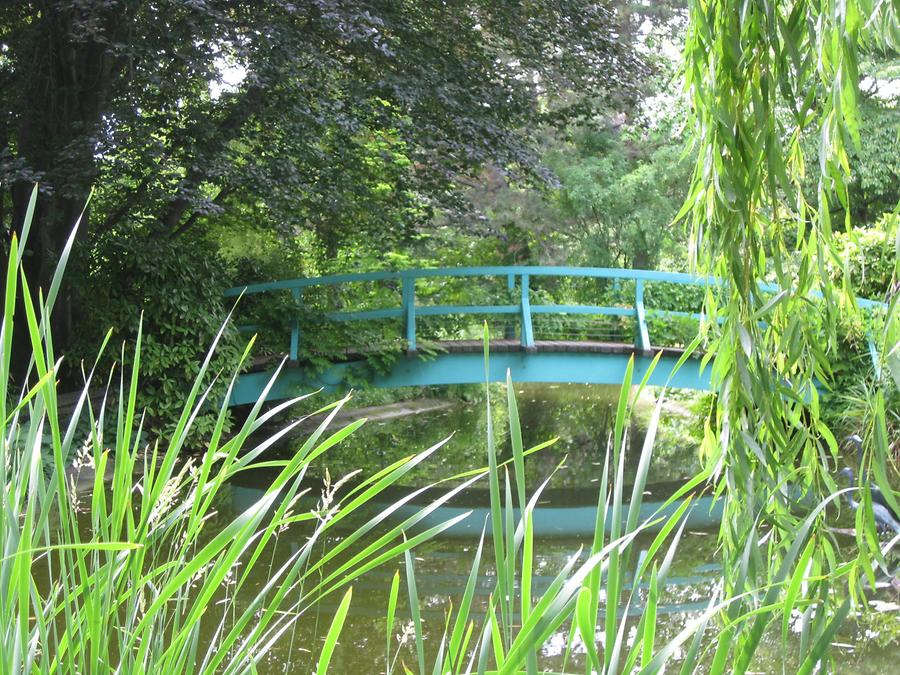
left=315, top=588, right=353, bottom=675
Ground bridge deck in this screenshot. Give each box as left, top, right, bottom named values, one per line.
left=248, top=339, right=695, bottom=372
left=425, top=339, right=692, bottom=358
left=233, top=340, right=708, bottom=406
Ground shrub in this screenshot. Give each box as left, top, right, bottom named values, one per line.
left=70, top=234, right=244, bottom=440
left=831, top=211, right=899, bottom=301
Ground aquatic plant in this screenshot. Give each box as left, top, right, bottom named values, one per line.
left=383, top=327, right=888, bottom=673
left=386, top=336, right=714, bottom=673
left=0, top=187, right=472, bottom=673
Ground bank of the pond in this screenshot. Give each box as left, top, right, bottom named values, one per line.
left=297, top=397, right=458, bottom=430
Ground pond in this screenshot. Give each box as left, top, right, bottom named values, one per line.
left=216, top=383, right=896, bottom=673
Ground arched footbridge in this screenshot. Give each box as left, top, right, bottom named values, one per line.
left=225, top=267, right=884, bottom=406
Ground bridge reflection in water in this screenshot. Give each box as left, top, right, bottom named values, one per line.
left=225, top=266, right=884, bottom=406
left=227, top=472, right=723, bottom=625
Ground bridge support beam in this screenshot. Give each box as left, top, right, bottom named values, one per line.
left=402, top=275, right=416, bottom=353
left=290, top=288, right=302, bottom=361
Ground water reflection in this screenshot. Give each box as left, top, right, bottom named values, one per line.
left=224, top=471, right=725, bottom=673
left=223, top=383, right=725, bottom=671
left=295, top=383, right=706, bottom=491
left=220, top=383, right=895, bottom=673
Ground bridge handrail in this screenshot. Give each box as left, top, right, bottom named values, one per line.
left=224, top=266, right=717, bottom=296
left=225, top=266, right=886, bottom=360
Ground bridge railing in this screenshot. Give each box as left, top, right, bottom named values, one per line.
left=225, top=266, right=886, bottom=361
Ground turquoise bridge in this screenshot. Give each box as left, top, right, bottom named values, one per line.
left=225, top=266, right=884, bottom=406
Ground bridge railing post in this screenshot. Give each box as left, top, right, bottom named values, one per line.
left=504, top=273, right=517, bottom=339
left=402, top=274, right=416, bottom=353
left=634, top=279, right=650, bottom=351
left=520, top=273, right=535, bottom=350
left=290, top=287, right=302, bottom=361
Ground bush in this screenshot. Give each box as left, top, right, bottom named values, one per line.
left=831, top=211, right=898, bottom=301
left=70, top=234, right=244, bottom=440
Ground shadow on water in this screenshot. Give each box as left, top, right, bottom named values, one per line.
left=289, top=383, right=707, bottom=490
left=230, top=475, right=723, bottom=538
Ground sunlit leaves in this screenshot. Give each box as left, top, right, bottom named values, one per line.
left=682, top=0, right=898, bottom=670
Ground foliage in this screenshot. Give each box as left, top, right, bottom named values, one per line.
left=800, top=93, right=900, bottom=226
left=839, top=95, right=900, bottom=223
left=643, top=281, right=706, bottom=346
left=817, top=213, right=898, bottom=438
left=547, top=117, right=694, bottom=270
left=68, top=234, right=244, bottom=440
left=0, top=187, right=481, bottom=673
left=460, top=81, right=695, bottom=273
left=831, top=212, right=900, bottom=301
left=0, top=0, right=644, bottom=341
left=681, top=0, right=899, bottom=670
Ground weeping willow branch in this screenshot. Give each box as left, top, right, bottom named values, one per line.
left=681, top=0, right=899, bottom=668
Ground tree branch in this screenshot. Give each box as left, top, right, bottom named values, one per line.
left=97, top=173, right=152, bottom=234
left=169, top=185, right=236, bottom=239
left=157, top=85, right=263, bottom=233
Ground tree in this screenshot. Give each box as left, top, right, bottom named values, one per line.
left=547, top=120, right=693, bottom=270
left=682, top=0, right=899, bottom=668
left=0, top=1, right=643, bottom=365
left=801, top=91, right=900, bottom=225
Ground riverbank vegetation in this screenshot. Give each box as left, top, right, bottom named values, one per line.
left=2, top=0, right=899, bottom=672
left=3, top=2, right=894, bottom=434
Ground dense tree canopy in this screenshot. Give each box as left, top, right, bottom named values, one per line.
left=1, top=1, right=642, bottom=286
left=0, top=0, right=656, bottom=424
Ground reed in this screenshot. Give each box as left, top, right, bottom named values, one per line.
left=385, top=324, right=877, bottom=674
left=0, top=186, right=467, bottom=673
left=379, top=326, right=707, bottom=673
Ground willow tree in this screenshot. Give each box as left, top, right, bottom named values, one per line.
left=682, top=0, right=899, bottom=669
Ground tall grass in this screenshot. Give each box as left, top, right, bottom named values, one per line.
left=0, top=187, right=473, bottom=673
left=3, top=187, right=890, bottom=673
left=380, top=329, right=716, bottom=674
left=384, top=325, right=892, bottom=674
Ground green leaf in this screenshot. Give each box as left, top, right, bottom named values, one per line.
left=316, top=588, right=353, bottom=675
left=386, top=570, right=401, bottom=674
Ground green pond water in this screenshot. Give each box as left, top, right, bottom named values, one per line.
left=215, top=383, right=897, bottom=673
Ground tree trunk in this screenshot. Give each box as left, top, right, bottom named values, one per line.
left=631, top=229, right=651, bottom=270
left=7, top=3, right=120, bottom=383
